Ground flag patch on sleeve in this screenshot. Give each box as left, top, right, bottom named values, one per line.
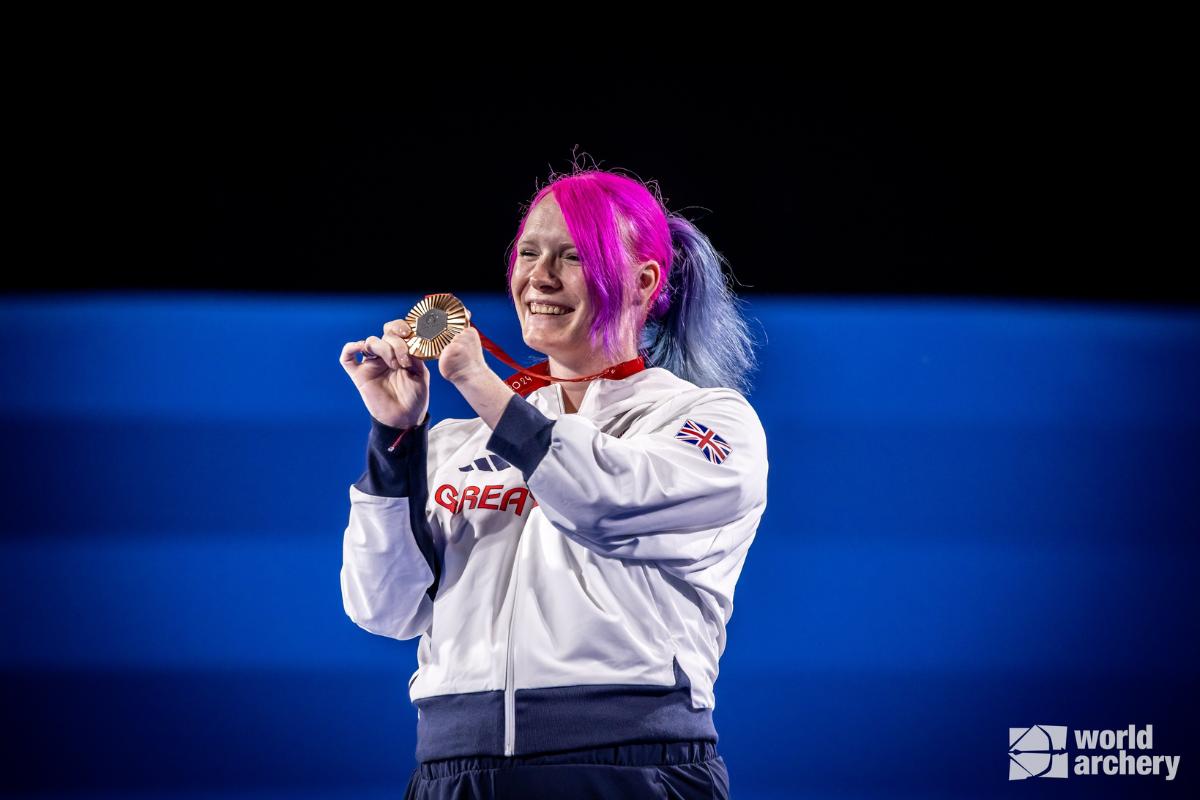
left=674, top=419, right=733, bottom=464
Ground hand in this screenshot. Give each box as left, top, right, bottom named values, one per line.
left=438, top=310, right=491, bottom=386
left=340, top=318, right=431, bottom=429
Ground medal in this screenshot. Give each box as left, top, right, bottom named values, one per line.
left=403, top=293, right=470, bottom=359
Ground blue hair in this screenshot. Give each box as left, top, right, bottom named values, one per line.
left=639, top=213, right=762, bottom=396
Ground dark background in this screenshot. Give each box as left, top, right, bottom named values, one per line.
left=7, top=60, right=1192, bottom=303
left=3, top=61, right=1196, bottom=799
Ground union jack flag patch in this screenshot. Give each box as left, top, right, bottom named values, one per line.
left=674, top=419, right=733, bottom=464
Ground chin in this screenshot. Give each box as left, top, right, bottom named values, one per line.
left=525, top=335, right=561, bottom=355
left=520, top=315, right=585, bottom=359
left=521, top=331, right=563, bottom=358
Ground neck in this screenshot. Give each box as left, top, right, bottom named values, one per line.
left=548, top=347, right=638, bottom=414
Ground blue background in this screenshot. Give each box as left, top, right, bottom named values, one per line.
left=2, top=293, right=1196, bottom=798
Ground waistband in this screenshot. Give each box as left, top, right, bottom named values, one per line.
left=412, top=657, right=717, bottom=762
left=416, top=740, right=720, bottom=779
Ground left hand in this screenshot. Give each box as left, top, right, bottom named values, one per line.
left=438, top=312, right=491, bottom=386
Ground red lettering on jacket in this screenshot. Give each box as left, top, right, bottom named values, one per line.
left=477, top=484, right=503, bottom=510
left=460, top=484, right=481, bottom=509
left=434, top=484, right=459, bottom=513
left=433, top=484, right=539, bottom=516
left=500, top=487, right=533, bottom=515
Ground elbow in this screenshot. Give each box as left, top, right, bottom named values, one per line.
left=342, top=601, right=428, bottom=641
left=345, top=611, right=425, bottom=641
left=340, top=565, right=431, bottom=641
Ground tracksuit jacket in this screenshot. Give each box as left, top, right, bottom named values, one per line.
left=340, top=357, right=769, bottom=762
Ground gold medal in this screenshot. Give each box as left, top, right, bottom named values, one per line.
left=403, top=293, right=471, bottom=359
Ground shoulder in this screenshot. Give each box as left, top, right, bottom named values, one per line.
left=646, top=369, right=764, bottom=429
left=687, top=390, right=766, bottom=453
left=639, top=370, right=767, bottom=462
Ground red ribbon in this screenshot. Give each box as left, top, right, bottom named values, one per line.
left=472, top=325, right=645, bottom=397
left=385, top=297, right=647, bottom=450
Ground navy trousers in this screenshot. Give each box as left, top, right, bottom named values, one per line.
left=403, top=740, right=729, bottom=799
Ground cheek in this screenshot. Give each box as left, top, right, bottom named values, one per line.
left=511, top=269, right=529, bottom=297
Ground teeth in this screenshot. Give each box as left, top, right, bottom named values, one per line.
left=529, top=303, right=572, bottom=315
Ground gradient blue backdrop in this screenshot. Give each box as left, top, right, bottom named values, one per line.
left=2, top=294, right=1196, bottom=798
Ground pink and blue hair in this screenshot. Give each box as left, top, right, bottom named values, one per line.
left=505, top=166, right=760, bottom=395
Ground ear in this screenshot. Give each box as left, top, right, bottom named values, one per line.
left=635, top=260, right=661, bottom=308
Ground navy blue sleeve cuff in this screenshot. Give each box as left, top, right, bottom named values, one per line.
left=353, top=409, right=441, bottom=600
left=354, top=410, right=431, bottom=498
left=486, top=394, right=555, bottom=482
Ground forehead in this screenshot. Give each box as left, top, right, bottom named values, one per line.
left=519, top=198, right=574, bottom=244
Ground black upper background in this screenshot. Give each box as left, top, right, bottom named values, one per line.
left=9, top=60, right=1191, bottom=305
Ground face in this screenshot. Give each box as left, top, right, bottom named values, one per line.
left=511, top=196, right=595, bottom=364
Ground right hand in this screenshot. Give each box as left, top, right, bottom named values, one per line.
left=340, top=319, right=431, bottom=429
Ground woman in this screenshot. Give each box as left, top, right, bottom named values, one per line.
left=338, top=167, right=769, bottom=799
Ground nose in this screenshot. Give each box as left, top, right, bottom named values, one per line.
left=529, top=252, right=561, bottom=291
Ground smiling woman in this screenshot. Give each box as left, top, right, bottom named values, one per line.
left=504, top=167, right=759, bottom=414
left=340, top=161, right=767, bottom=800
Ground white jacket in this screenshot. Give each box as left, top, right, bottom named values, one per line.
left=340, top=358, right=769, bottom=761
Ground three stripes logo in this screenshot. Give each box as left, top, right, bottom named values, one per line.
left=458, top=453, right=512, bottom=473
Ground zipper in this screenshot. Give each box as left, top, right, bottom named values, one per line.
left=504, top=394, right=549, bottom=757
left=503, top=534, right=523, bottom=756
left=504, top=389, right=563, bottom=755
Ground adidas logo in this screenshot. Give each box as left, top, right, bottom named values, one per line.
left=458, top=453, right=512, bottom=473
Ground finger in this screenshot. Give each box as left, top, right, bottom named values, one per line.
left=382, top=332, right=413, bottom=370
left=340, top=341, right=370, bottom=374
left=383, top=319, right=414, bottom=339
left=364, top=335, right=400, bottom=370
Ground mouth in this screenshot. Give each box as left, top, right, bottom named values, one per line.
left=527, top=301, right=575, bottom=317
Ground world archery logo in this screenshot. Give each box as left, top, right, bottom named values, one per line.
left=674, top=419, right=732, bottom=464
left=1009, top=725, right=1069, bottom=780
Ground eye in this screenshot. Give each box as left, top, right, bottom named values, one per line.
left=519, top=250, right=578, bottom=262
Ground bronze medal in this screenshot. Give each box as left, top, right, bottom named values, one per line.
left=403, top=293, right=471, bottom=359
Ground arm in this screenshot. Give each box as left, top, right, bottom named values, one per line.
left=485, top=391, right=769, bottom=566
left=340, top=409, right=440, bottom=640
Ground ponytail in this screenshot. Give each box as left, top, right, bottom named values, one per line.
left=639, top=215, right=761, bottom=396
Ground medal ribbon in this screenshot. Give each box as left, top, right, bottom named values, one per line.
left=473, top=326, right=645, bottom=394
left=382, top=295, right=647, bottom=450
